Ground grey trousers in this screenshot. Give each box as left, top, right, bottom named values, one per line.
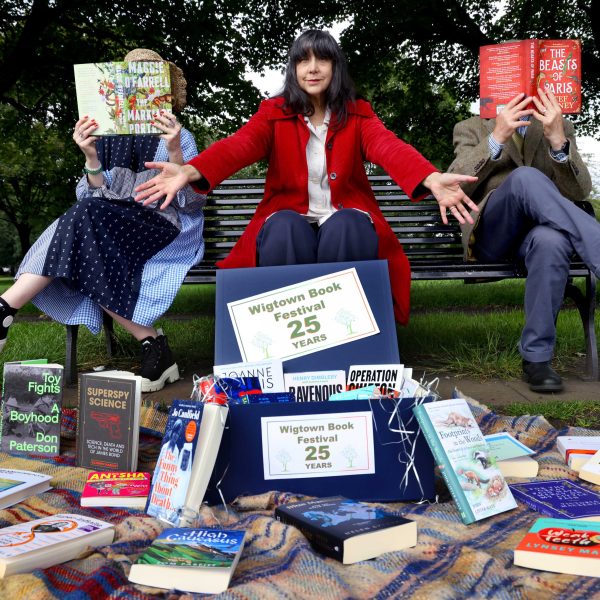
left=472, top=166, right=600, bottom=362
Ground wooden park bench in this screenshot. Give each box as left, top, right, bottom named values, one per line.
left=64, top=175, right=598, bottom=384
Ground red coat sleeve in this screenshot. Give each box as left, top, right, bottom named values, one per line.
left=360, top=111, right=438, bottom=200
left=187, top=100, right=274, bottom=192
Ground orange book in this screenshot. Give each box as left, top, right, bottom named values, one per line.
left=479, top=39, right=581, bottom=118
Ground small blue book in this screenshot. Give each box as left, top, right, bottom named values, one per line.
left=509, top=479, right=600, bottom=520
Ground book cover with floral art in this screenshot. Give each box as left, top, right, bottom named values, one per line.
left=74, top=61, right=171, bottom=135
left=414, top=399, right=517, bottom=524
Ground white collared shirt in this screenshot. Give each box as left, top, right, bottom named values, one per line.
left=303, top=108, right=335, bottom=225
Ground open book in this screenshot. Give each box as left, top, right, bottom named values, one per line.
left=74, top=61, right=172, bottom=135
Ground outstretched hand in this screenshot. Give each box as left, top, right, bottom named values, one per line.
left=134, top=162, right=190, bottom=209
left=422, top=172, right=479, bottom=225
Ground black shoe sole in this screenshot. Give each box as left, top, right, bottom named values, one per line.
left=522, top=374, right=563, bottom=393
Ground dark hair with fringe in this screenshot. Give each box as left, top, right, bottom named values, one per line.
left=278, top=29, right=356, bottom=129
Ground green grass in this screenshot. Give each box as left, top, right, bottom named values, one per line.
left=503, top=400, right=600, bottom=429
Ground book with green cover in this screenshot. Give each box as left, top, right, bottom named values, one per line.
left=413, top=398, right=517, bottom=524
left=73, top=61, right=171, bottom=135
left=128, top=528, right=245, bottom=594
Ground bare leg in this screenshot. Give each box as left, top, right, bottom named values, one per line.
left=1, top=273, right=52, bottom=309
left=101, top=307, right=157, bottom=341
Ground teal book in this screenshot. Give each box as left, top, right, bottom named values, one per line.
left=412, top=398, right=517, bottom=524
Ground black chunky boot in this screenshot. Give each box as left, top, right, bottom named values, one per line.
left=0, top=297, right=17, bottom=352
left=139, top=332, right=180, bottom=393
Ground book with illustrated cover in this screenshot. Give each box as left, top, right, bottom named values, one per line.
left=0, top=468, right=52, bottom=510
left=81, top=471, right=150, bottom=508
left=412, top=398, right=517, bottom=524
left=509, top=479, right=600, bottom=520
left=284, top=370, right=346, bottom=402
left=128, top=528, right=245, bottom=594
left=480, top=39, right=581, bottom=118
left=346, top=364, right=404, bottom=397
left=514, top=518, right=600, bottom=577
left=74, top=60, right=171, bottom=135
left=1, top=361, right=63, bottom=456
left=274, top=496, right=416, bottom=564
left=77, top=371, right=141, bottom=472
left=0, top=513, right=114, bottom=577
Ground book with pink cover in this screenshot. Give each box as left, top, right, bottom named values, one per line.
left=81, top=471, right=150, bottom=508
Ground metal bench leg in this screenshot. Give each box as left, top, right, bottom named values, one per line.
left=65, top=324, right=79, bottom=386
left=102, top=311, right=116, bottom=359
left=564, top=274, right=598, bottom=380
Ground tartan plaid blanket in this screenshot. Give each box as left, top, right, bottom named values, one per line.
left=0, top=397, right=599, bottom=599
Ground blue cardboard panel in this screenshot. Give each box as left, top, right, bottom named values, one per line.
left=215, top=260, right=399, bottom=374
left=204, top=397, right=435, bottom=504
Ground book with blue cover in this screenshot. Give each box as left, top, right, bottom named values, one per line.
left=509, top=479, right=600, bottom=520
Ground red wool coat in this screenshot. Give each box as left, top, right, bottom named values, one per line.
left=189, top=97, right=437, bottom=324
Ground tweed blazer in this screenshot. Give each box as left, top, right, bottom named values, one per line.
left=447, top=116, right=592, bottom=259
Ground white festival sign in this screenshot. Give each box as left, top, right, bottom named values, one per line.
left=227, top=268, right=379, bottom=362
left=261, top=411, right=375, bottom=480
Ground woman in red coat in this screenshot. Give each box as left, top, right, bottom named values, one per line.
left=136, top=30, right=477, bottom=324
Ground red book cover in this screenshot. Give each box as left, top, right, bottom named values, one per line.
left=480, top=39, right=581, bottom=118
left=81, top=471, right=150, bottom=508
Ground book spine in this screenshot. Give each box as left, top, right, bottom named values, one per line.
left=275, top=508, right=344, bottom=561
left=524, top=39, right=539, bottom=98
left=412, top=405, right=476, bottom=524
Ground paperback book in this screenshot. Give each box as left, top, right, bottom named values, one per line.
left=484, top=432, right=538, bottom=478
left=214, top=359, right=285, bottom=393
left=412, top=398, right=517, bottom=524
left=274, top=496, right=417, bottom=564
left=0, top=468, right=52, bottom=510
left=510, top=479, right=600, bottom=520
left=81, top=471, right=150, bottom=508
left=1, top=361, right=63, bottom=456
left=74, top=60, right=172, bottom=135
left=284, top=370, right=346, bottom=402
left=0, top=513, right=114, bottom=577
left=480, top=39, right=581, bottom=118
left=579, top=451, right=600, bottom=486
left=128, top=528, right=245, bottom=594
left=557, top=436, right=600, bottom=472
left=346, top=364, right=404, bottom=397
left=514, top=518, right=600, bottom=577
left=77, top=371, right=141, bottom=472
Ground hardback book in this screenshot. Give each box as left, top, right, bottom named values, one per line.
left=274, top=496, right=416, bottom=564
left=0, top=468, right=52, bottom=509
left=81, top=471, right=151, bottom=508
left=557, top=436, right=600, bottom=472
left=346, top=364, right=404, bottom=397
left=479, top=39, right=581, bottom=118
left=128, top=528, right=245, bottom=594
left=412, top=398, right=517, bottom=524
left=284, top=370, right=346, bottom=402
left=214, top=359, right=285, bottom=393
left=74, top=60, right=172, bottom=135
left=579, top=451, right=600, bottom=486
left=146, top=400, right=204, bottom=524
left=1, top=361, right=63, bottom=456
left=0, top=513, right=114, bottom=578
left=510, top=479, right=600, bottom=520
left=514, top=518, right=600, bottom=577
left=483, top=432, right=538, bottom=478
left=77, top=371, right=141, bottom=472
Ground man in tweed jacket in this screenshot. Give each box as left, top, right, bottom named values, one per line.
left=448, top=90, right=598, bottom=392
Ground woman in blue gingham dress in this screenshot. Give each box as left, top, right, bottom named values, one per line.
left=0, top=49, right=205, bottom=392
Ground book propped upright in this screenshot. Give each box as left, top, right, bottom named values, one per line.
left=274, top=496, right=417, bottom=564
left=412, top=398, right=517, bottom=524
left=74, top=60, right=171, bottom=135
left=1, top=360, right=63, bottom=457
left=480, top=39, right=581, bottom=118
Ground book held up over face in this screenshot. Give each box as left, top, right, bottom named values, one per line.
left=0, top=468, right=52, bottom=509
left=1, top=360, right=63, bottom=457
left=74, top=61, right=172, bottom=135
left=479, top=39, right=581, bottom=118
left=77, top=371, right=141, bottom=472
left=412, top=398, right=517, bottom=524
left=509, top=479, right=600, bottom=520
left=0, top=513, right=114, bottom=577
left=81, top=471, right=150, bottom=508
left=274, top=496, right=417, bottom=564
left=514, top=518, right=600, bottom=577
left=128, top=528, right=245, bottom=594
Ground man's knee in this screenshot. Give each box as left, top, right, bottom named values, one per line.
left=522, top=226, right=573, bottom=262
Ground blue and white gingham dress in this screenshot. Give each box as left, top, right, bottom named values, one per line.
left=16, top=129, right=205, bottom=334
